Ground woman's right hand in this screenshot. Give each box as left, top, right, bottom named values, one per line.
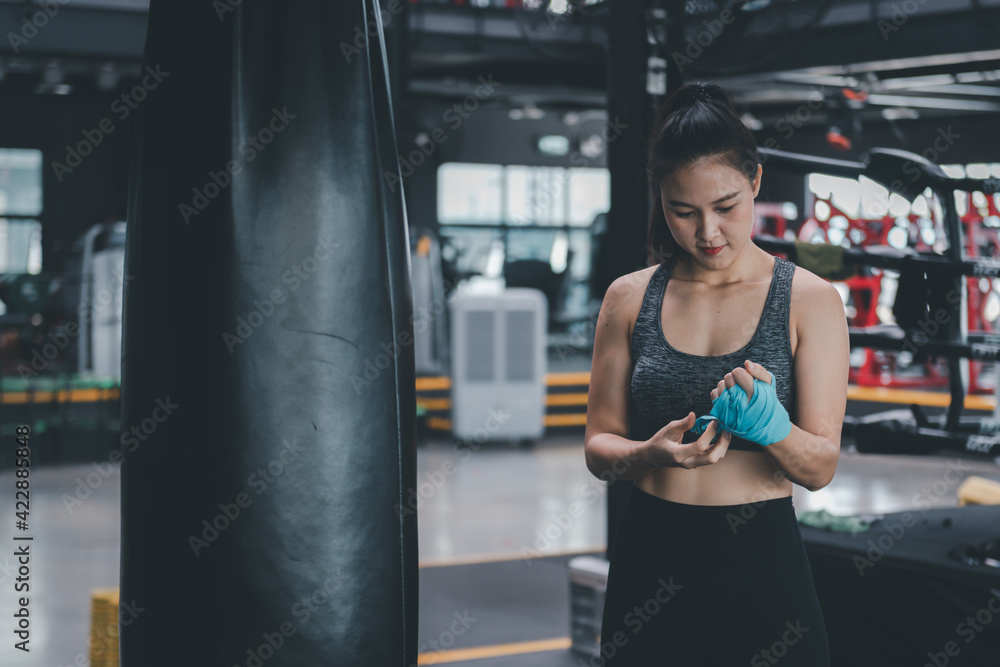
left=641, top=412, right=731, bottom=469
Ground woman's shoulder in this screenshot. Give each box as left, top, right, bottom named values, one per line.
left=606, top=263, right=661, bottom=302
left=788, top=261, right=841, bottom=310
left=603, top=263, right=663, bottom=341
left=788, top=261, right=845, bottom=344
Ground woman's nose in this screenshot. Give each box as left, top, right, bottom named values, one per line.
left=698, top=218, right=721, bottom=239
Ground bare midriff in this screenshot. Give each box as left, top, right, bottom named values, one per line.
left=633, top=442, right=794, bottom=506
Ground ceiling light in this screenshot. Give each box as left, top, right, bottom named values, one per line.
left=881, top=107, right=919, bottom=120
left=579, top=134, right=605, bottom=159
left=97, top=62, right=119, bottom=92
left=509, top=102, right=544, bottom=120
left=537, top=135, right=569, bottom=156
left=740, top=112, right=762, bottom=130
left=42, top=59, right=63, bottom=85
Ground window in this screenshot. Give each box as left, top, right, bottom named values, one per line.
left=437, top=162, right=609, bottom=227
left=437, top=162, right=610, bottom=302
left=0, top=148, right=43, bottom=275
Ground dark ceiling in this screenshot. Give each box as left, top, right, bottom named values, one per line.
left=1, top=0, right=999, bottom=130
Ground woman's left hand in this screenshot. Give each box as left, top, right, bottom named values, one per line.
left=710, top=360, right=773, bottom=402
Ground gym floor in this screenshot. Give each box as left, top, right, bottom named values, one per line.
left=2, top=390, right=999, bottom=666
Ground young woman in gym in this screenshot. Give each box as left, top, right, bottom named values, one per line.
left=584, top=81, right=849, bottom=666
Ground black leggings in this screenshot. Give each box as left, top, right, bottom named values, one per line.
left=596, top=483, right=830, bottom=666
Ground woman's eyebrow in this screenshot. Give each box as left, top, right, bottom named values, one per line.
left=666, top=191, right=740, bottom=207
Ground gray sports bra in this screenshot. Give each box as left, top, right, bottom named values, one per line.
left=628, top=253, right=798, bottom=453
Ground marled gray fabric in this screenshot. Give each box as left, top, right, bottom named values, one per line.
left=628, top=253, right=798, bottom=452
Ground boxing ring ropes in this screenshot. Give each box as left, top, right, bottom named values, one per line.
left=753, top=146, right=1000, bottom=460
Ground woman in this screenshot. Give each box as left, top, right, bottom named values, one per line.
left=584, top=81, right=849, bottom=666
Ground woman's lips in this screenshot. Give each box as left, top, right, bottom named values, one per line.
left=701, top=245, right=724, bottom=255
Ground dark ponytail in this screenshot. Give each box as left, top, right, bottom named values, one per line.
left=643, top=81, right=761, bottom=267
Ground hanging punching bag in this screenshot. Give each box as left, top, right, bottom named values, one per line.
left=119, top=1, right=417, bottom=665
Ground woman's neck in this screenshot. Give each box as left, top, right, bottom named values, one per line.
left=672, top=245, right=773, bottom=288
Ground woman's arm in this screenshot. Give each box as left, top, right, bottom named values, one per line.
left=762, top=275, right=849, bottom=491
left=584, top=272, right=729, bottom=480
left=584, top=274, right=658, bottom=481
left=713, top=274, right=849, bottom=491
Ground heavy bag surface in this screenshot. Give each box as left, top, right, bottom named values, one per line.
left=119, top=1, right=417, bottom=664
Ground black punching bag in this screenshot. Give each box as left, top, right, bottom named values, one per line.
left=119, top=1, right=417, bottom=665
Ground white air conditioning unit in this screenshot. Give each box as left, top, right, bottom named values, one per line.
left=450, top=288, right=547, bottom=441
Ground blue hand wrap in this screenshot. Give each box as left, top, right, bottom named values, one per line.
left=690, top=377, right=792, bottom=446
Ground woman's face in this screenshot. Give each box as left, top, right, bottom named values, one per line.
left=659, top=158, right=762, bottom=264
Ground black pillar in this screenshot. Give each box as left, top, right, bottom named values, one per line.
left=604, top=0, right=654, bottom=559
